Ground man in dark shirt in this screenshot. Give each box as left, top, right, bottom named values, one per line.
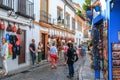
left=66, top=43, right=78, bottom=78
left=29, top=39, right=36, bottom=65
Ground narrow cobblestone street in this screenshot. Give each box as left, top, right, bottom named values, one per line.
left=0, top=55, right=88, bottom=80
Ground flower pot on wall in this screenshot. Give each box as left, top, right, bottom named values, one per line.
left=94, top=6, right=101, bottom=12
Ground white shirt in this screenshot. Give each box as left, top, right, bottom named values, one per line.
left=1, top=43, right=8, bottom=57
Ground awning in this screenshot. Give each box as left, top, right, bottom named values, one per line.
left=93, top=10, right=106, bottom=25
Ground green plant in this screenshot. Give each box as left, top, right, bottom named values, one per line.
left=76, top=10, right=81, bottom=16
left=82, top=0, right=91, bottom=11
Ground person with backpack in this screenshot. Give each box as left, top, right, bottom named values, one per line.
left=66, top=43, right=78, bottom=78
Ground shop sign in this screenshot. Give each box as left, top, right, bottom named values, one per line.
left=112, top=43, right=120, bottom=79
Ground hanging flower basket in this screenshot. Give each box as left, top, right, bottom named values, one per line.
left=94, top=6, right=101, bottom=12
left=63, top=36, right=65, bottom=40
left=71, top=38, right=75, bottom=42
left=65, top=36, right=68, bottom=41
left=48, top=34, right=50, bottom=38
left=51, top=35, right=54, bottom=39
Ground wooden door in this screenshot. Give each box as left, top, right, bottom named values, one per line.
left=42, top=33, right=46, bottom=60
left=18, top=30, right=26, bottom=64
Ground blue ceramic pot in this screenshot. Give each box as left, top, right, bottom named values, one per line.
left=94, top=6, right=101, bottom=12
left=86, top=10, right=92, bottom=15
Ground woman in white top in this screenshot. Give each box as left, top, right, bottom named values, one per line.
left=0, top=38, right=8, bottom=76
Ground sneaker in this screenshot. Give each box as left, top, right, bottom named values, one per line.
left=67, top=75, right=72, bottom=79
left=51, top=66, right=54, bottom=69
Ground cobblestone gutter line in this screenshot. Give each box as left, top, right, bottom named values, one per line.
left=0, top=60, right=49, bottom=79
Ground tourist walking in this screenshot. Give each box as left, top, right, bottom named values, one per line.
left=63, top=43, right=68, bottom=64
left=66, top=43, right=78, bottom=78
left=78, top=45, right=82, bottom=58
left=29, top=39, right=36, bottom=65
left=73, top=43, right=77, bottom=52
left=37, top=41, right=43, bottom=63
left=47, top=42, right=50, bottom=61
left=0, top=38, right=8, bottom=76
left=49, top=43, right=58, bottom=69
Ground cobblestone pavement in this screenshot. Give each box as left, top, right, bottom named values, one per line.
left=0, top=56, right=86, bottom=80
left=79, top=53, right=94, bottom=80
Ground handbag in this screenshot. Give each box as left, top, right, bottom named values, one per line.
left=0, top=21, right=5, bottom=30
left=6, top=22, right=12, bottom=32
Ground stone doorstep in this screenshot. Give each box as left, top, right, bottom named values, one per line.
left=1, top=60, right=49, bottom=78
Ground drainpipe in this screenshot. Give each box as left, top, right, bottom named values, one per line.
left=64, top=2, right=67, bottom=42
left=64, top=3, right=67, bottom=29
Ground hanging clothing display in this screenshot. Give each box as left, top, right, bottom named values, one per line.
left=9, top=35, right=18, bottom=45
left=16, top=35, right=20, bottom=45
left=16, top=45, right=20, bottom=55
left=12, top=45, right=17, bottom=59
left=8, top=43, right=13, bottom=55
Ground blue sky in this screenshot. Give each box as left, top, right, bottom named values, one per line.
left=73, top=0, right=84, bottom=6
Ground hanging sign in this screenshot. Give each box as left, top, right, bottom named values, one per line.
left=112, top=43, right=120, bottom=79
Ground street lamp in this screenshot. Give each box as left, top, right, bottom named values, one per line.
left=57, top=16, right=61, bottom=23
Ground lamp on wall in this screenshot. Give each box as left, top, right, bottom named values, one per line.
left=7, top=10, right=19, bottom=19
left=57, top=16, right=61, bottom=23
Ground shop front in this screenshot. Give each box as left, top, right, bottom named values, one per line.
left=92, top=13, right=108, bottom=79
left=107, top=0, right=120, bottom=80
left=0, top=19, right=33, bottom=71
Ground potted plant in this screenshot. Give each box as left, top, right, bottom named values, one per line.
left=76, top=10, right=81, bottom=16
left=82, top=0, right=92, bottom=15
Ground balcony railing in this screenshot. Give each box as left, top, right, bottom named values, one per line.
left=16, top=0, right=34, bottom=19
left=40, top=10, right=52, bottom=24
left=0, top=0, right=14, bottom=10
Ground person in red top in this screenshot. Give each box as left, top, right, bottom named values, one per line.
left=78, top=45, right=82, bottom=58
left=63, top=43, right=68, bottom=64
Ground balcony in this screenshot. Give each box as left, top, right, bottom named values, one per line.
left=0, top=0, right=14, bottom=10
left=40, top=10, right=52, bottom=24
left=15, top=0, right=34, bottom=19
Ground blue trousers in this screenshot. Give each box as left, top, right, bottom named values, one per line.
left=68, top=63, right=74, bottom=76
left=30, top=52, right=36, bottom=65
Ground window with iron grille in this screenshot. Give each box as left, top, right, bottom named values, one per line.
left=66, top=14, right=70, bottom=27
left=40, top=0, right=51, bottom=23
left=83, top=31, right=88, bottom=38
left=57, top=8, right=63, bottom=23
left=72, top=18, right=75, bottom=30
left=0, top=0, right=14, bottom=10
left=16, top=0, right=34, bottom=19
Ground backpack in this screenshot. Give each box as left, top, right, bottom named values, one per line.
left=71, top=49, right=78, bottom=62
